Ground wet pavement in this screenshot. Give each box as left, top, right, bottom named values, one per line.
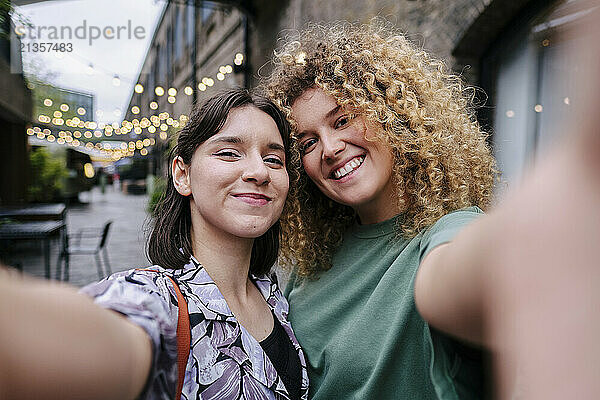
left=4, top=185, right=151, bottom=287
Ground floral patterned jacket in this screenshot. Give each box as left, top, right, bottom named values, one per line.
left=80, top=256, right=309, bottom=400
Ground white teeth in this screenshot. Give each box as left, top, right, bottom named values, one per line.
left=332, top=156, right=364, bottom=179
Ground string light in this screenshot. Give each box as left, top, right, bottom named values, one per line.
left=28, top=128, right=153, bottom=161
left=234, top=53, right=244, bottom=66
left=201, top=77, right=214, bottom=87
left=29, top=52, right=246, bottom=158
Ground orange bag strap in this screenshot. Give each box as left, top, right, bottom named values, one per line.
left=139, top=269, right=190, bottom=400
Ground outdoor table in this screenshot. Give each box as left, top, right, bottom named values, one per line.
left=0, top=221, right=65, bottom=279
left=0, top=203, right=66, bottom=221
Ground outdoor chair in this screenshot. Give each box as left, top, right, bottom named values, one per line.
left=56, top=221, right=112, bottom=281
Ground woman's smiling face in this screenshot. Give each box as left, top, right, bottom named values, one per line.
left=174, top=105, right=289, bottom=240
left=291, top=88, right=399, bottom=224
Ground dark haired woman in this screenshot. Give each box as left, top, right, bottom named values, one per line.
left=0, top=88, right=308, bottom=400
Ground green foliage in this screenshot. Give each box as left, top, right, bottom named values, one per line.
left=1, top=0, right=31, bottom=40
left=27, top=147, right=67, bottom=202
left=0, top=1, right=12, bottom=39
left=147, top=175, right=167, bottom=215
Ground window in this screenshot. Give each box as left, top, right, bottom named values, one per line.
left=482, top=0, right=590, bottom=184
left=153, top=44, right=161, bottom=89
left=201, top=1, right=215, bottom=23
left=166, top=27, right=172, bottom=82
left=174, top=5, right=184, bottom=61
left=186, top=3, right=195, bottom=46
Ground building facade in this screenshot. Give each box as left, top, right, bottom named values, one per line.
left=124, top=1, right=251, bottom=178
left=127, top=0, right=587, bottom=188
left=0, top=3, right=32, bottom=204
left=249, top=0, right=586, bottom=187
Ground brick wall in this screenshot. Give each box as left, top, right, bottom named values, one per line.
left=249, top=0, right=533, bottom=87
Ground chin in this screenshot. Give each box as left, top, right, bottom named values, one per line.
left=234, top=229, right=272, bottom=239
left=231, top=219, right=276, bottom=239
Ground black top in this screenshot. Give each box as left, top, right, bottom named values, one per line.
left=260, top=312, right=302, bottom=400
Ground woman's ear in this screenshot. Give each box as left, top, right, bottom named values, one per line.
left=172, top=156, right=192, bottom=196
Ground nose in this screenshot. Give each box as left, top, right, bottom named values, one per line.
left=321, top=132, right=345, bottom=162
left=241, top=155, right=271, bottom=185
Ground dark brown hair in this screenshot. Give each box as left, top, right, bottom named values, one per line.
left=147, top=88, right=292, bottom=275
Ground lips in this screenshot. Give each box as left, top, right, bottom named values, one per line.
left=329, top=155, right=365, bottom=179
left=232, top=193, right=272, bottom=206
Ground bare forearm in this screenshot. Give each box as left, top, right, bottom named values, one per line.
left=417, top=140, right=600, bottom=398
left=414, top=214, right=496, bottom=345
left=0, top=271, right=152, bottom=400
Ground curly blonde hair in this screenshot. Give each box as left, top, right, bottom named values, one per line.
left=263, top=20, right=498, bottom=277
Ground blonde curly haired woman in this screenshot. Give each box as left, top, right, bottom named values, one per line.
left=263, top=20, right=497, bottom=399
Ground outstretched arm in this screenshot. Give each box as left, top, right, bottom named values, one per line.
left=0, top=269, right=153, bottom=400
left=415, top=3, right=600, bottom=397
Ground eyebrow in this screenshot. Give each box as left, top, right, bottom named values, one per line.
left=208, top=135, right=285, bottom=152
left=296, top=105, right=342, bottom=140
left=208, top=135, right=242, bottom=145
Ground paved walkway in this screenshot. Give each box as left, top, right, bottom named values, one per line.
left=7, top=185, right=151, bottom=287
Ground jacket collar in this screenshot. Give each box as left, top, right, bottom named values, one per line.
left=174, top=256, right=289, bottom=325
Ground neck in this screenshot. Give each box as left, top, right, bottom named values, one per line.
left=356, top=196, right=403, bottom=225
left=190, top=225, right=254, bottom=303
left=354, top=178, right=404, bottom=225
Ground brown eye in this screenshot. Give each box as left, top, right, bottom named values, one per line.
left=334, top=115, right=351, bottom=129
left=214, top=151, right=240, bottom=159
left=264, top=156, right=284, bottom=167
left=300, top=138, right=318, bottom=155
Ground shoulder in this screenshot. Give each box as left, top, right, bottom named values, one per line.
left=419, top=207, right=484, bottom=262
left=81, top=266, right=175, bottom=300
left=79, top=266, right=181, bottom=332
left=426, top=207, right=484, bottom=235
